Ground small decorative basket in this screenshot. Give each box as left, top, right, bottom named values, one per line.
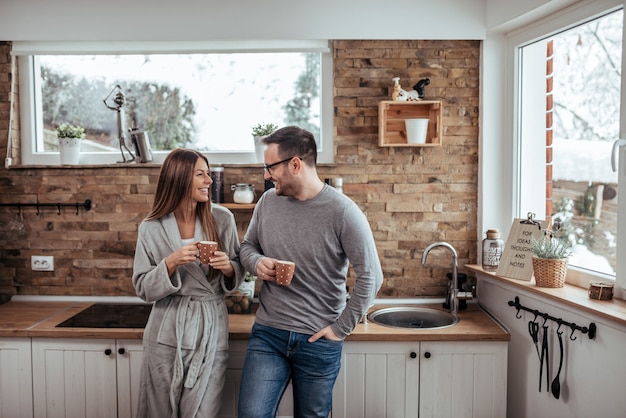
left=589, top=281, right=614, bottom=300
left=225, top=275, right=256, bottom=314
left=225, top=289, right=253, bottom=314
left=532, top=257, right=568, bottom=288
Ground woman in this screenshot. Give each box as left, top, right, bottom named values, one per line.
left=133, top=148, right=244, bottom=418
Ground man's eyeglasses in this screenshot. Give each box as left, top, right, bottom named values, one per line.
left=263, top=156, right=299, bottom=175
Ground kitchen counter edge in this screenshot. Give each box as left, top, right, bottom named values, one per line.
left=0, top=300, right=510, bottom=342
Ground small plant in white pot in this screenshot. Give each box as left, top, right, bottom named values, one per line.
left=56, top=123, right=85, bottom=165
left=530, top=221, right=572, bottom=288
left=252, top=123, right=278, bottom=163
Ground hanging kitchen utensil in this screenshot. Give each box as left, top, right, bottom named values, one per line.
left=551, top=329, right=564, bottom=399
left=528, top=318, right=540, bottom=359
left=539, top=320, right=550, bottom=392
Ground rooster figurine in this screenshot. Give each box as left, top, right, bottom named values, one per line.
left=394, top=77, right=431, bottom=101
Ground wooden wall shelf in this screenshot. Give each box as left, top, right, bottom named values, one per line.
left=378, top=100, right=442, bottom=147
left=221, top=203, right=256, bottom=211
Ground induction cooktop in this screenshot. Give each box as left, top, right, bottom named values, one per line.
left=56, top=303, right=152, bottom=328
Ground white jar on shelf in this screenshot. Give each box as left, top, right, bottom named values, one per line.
left=231, top=183, right=255, bottom=204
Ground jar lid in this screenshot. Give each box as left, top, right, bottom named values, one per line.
left=232, top=183, right=254, bottom=190
left=486, top=229, right=501, bottom=238
left=210, top=166, right=224, bottom=172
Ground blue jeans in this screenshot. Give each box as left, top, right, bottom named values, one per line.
left=237, top=322, right=343, bottom=418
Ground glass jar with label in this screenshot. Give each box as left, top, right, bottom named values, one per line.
left=231, top=183, right=255, bottom=204
left=482, top=229, right=504, bottom=271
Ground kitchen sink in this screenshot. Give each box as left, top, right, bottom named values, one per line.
left=56, top=303, right=152, bottom=328
left=367, top=306, right=459, bottom=329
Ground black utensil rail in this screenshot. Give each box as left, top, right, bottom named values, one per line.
left=508, top=296, right=596, bottom=340
left=0, top=199, right=92, bottom=215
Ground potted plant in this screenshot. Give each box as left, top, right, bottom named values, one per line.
left=530, top=221, right=572, bottom=288
left=56, top=123, right=85, bottom=165
left=251, top=123, right=278, bottom=163
left=252, top=122, right=278, bottom=138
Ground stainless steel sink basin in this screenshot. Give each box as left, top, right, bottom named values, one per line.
left=368, top=306, right=459, bottom=329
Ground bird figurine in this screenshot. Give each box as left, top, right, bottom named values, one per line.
left=414, top=78, right=430, bottom=99
left=394, top=77, right=431, bottom=101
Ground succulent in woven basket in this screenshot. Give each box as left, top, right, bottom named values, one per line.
left=530, top=221, right=572, bottom=260
left=531, top=220, right=571, bottom=288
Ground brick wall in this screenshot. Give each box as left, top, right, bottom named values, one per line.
left=0, top=40, right=479, bottom=299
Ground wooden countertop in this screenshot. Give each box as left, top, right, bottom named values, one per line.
left=353, top=303, right=510, bottom=341
left=0, top=299, right=510, bottom=342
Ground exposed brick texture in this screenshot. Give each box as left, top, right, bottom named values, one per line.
left=0, top=40, right=479, bottom=299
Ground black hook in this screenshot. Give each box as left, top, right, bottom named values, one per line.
left=569, top=324, right=578, bottom=341
left=555, top=319, right=563, bottom=333
left=515, top=308, right=522, bottom=319
left=542, top=314, right=549, bottom=327
left=36, top=202, right=40, bottom=216
left=57, top=203, right=61, bottom=215
left=75, top=203, right=80, bottom=215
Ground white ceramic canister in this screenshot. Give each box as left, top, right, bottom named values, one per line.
left=405, top=118, right=429, bottom=144
left=231, top=183, right=255, bottom=204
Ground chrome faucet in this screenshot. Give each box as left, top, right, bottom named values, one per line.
left=421, top=242, right=459, bottom=315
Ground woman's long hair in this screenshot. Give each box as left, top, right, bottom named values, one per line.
left=146, top=149, right=221, bottom=275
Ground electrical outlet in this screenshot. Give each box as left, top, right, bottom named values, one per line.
left=31, top=256, right=54, bottom=271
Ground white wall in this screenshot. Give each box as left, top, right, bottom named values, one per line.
left=0, top=0, right=578, bottom=42
left=485, top=0, right=579, bottom=31
left=0, top=0, right=580, bottom=42
left=0, top=0, right=487, bottom=41
left=477, top=274, right=626, bottom=418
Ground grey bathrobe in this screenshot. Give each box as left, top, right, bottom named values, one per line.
left=132, top=205, right=245, bottom=418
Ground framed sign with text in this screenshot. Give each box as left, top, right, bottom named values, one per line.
left=495, top=215, right=548, bottom=281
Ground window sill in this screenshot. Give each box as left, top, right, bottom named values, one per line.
left=466, top=264, right=626, bottom=328
left=7, top=162, right=339, bottom=170
left=7, top=163, right=164, bottom=169
left=8, top=163, right=255, bottom=169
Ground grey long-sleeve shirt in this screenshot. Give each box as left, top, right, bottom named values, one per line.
left=240, top=184, right=383, bottom=339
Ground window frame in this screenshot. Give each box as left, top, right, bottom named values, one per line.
left=501, top=0, right=625, bottom=298
left=14, top=40, right=334, bottom=166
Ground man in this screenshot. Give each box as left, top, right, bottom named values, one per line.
left=238, top=126, right=383, bottom=417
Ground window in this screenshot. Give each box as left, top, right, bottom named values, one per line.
left=14, top=41, right=333, bottom=165
left=512, top=4, right=625, bottom=292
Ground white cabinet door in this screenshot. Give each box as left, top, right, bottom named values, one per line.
left=115, top=339, right=144, bottom=418
left=332, top=340, right=507, bottom=418
left=332, top=341, right=420, bottom=418
left=0, top=337, right=33, bottom=418
left=32, top=338, right=118, bottom=418
left=419, top=341, right=508, bottom=418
